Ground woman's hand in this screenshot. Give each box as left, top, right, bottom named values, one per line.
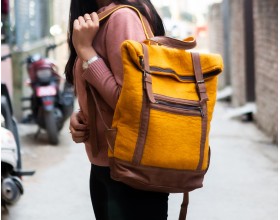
left=72, top=12, right=99, bottom=61
left=69, top=111, right=89, bottom=143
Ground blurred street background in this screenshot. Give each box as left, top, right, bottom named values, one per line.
left=1, top=0, right=278, bottom=219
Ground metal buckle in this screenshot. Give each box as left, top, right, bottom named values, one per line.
left=197, top=80, right=204, bottom=84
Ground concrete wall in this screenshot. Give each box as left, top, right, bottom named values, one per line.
left=253, top=0, right=278, bottom=143
left=208, top=0, right=278, bottom=143
left=208, top=3, right=227, bottom=90
left=228, top=0, right=247, bottom=106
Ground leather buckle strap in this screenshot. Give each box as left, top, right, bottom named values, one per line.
left=141, top=43, right=156, bottom=103
left=179, top=193, right=189, bottom=220
left=191, top=52, right=209, bottom=102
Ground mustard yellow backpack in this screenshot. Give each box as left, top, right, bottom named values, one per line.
left=92, top=5, right=223, bottom=220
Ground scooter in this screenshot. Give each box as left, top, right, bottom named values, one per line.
left=22, top=42, right=74, bottom=145
left=1, top=83, right=35, bottom=212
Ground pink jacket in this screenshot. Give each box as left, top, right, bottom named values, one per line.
left=74, top=3, right=148, bottom=166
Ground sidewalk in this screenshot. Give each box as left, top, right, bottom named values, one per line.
left=2, top=101, right=277, bottom=220
left=168, top=101, right=278, bottom=220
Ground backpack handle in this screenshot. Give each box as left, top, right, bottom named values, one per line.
left=146, top=36, right=197, bottom=50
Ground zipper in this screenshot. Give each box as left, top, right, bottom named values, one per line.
left=154, top=99, right=204, bottom=117
left=150, top=66, right=220, bottom=81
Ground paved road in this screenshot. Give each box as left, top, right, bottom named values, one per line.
left=1, top=102, right=278, bottom=220
left=1, top=120, right=94, bottom=220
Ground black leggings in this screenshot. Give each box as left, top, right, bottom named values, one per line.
left=89, top=164, right=169, bottom=220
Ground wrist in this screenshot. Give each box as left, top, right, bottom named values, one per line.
left=78, top=48, right=97, bottom=61
left=82, top=55, right=99, bottom=70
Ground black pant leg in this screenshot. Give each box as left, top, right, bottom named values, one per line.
left=89, top=164, right=109, bottom=220
left=90, top=164, right=169, bottom=220
left=106, top=172, right=169, bottom=220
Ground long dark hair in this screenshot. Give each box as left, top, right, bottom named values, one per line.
left=64, top=0, right=165, bottom=84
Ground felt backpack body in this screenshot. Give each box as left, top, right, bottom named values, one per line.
left=90, top=5, right=223, bottom=220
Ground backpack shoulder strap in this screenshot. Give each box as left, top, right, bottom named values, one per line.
left=179, top=193, right=189, bottom=220
left=97, top=5, right=154, bottom=39
left=89, top=5, right=154, bottom=131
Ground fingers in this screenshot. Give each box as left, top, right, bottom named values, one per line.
left=74, top=14, right=91, bottom=30
left=84, top=13, right=92, bottom=23
left=70, top=112, right=88, bottom=130
left=90, top=12, right=99, bottom=26
left=78, top=16, right=86, bottom=25
left=69, top=111, right=89, bottom=143
left=77, top=111, right=87, bottom=124
left=70, top=128, right=89, bottom=143
left=69, top=125, right=89, bottom=143
left=69, top=124, right=89, bottom=143
left=73, top=19, right=80, bottom=30
left=72, top=12, right=99, bottom=67
left=74, top=13, right=99, bottom=28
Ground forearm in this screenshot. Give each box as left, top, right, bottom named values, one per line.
left=82, top=58, right=121, bottom=109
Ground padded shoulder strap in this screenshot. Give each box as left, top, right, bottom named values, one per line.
left=97, top=5, right=197, bottom=50
left=97, top=5, right=154, bottom=39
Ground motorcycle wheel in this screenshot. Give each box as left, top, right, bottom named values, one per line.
left=44, top=110, right=59, bottom=145
left=1, top=176, right=23, bottom=205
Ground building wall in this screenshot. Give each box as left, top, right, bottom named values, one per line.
left=228, top=0, right=247, bottom=106
left=50, top=0, right=70, bottom=77
left=208, top=0, right=278, bottom=143
left=208, top=3, right=226, bottom=89
left=253, top=0, right=278, bottom=143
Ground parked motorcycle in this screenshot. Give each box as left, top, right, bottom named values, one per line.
left=22, top=43, right=74, bottom=145
left=1, top=83, right=35, bottom=212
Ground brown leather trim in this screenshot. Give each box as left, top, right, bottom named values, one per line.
left=141, top=43, right=156, bottom=103
left=132, top=44, right=156, bottom=165
left=179, top=193, right=189, bottom=220
left=196, top=103, right=208, bottom=170
left=141, top=43, right=150, bottom=72
left=154, top=94, right=200, bottom=106
left=110, top=158, right=208, bottom=193
left=147, top=36, right=196, bottom=50
left=189, top=52, right=209, bottom=170
left=150, top=103, right=201, bottom=116
left=132, top=91, right=150, bottom=165
left=149, top=66, right=221, bottom=82
left=144, top=73, right=156, bottom=103
left=191, top=52, right=209, bottom=102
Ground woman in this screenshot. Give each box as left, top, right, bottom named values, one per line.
left=65, top=0, right=168, bottom=219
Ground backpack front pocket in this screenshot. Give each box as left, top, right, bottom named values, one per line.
left=132, top=93, right=207, bottom=171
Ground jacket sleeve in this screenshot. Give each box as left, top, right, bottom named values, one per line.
left=81, top=8, right=147, bottom=109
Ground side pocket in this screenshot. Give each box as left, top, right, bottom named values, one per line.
left=105, top=128, right=117, bottom=152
